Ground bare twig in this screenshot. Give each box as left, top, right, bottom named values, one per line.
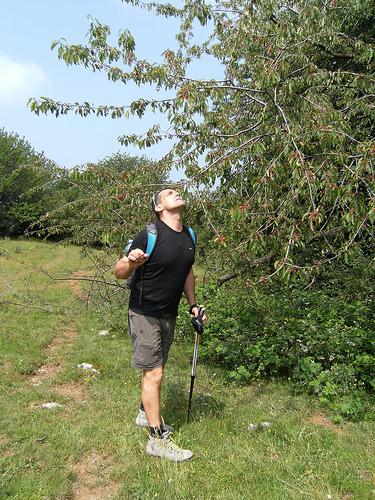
left=0, top=300, right=55, bottom=312
left=191, top=133, right=269, bottom=182
left=263, top=226, right=295, bottom=280
left=197, top=86, right=267, bottom=106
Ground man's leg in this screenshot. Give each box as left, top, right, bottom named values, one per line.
left=141, top=365, right=163, bottom=428
left=143, top=364, right=193, bottom=462
left=129, top=311, right=192, bottom=460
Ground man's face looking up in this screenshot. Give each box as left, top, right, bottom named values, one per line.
left=155, top=189, right=186, bottom=214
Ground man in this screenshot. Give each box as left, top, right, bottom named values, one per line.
left=113, top=188, right=206, bottom=462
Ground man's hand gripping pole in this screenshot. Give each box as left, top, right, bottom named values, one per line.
left=187, top=306, right=205, bottom=423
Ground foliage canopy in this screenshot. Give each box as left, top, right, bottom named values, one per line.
left=35, top=153, right=166, bottom=248
left=29, top=0, right=374, bottom=280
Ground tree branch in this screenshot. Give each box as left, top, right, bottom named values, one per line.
left=217, top=253, right=274, bottom=286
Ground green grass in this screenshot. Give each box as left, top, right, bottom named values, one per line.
left=0, top=238, right=374, bottom=499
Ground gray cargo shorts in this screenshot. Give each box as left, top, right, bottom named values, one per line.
left=128, top=309, right=177, bottom=370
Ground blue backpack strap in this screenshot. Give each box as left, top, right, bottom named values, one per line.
left=144, top=223, right=195, bottom=257
left=186, top=226, right=197, bottom=248
left=145, top=223, right=157, bottom=257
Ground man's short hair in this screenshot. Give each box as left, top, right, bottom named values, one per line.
left=151, top=188, right=166, bottom=217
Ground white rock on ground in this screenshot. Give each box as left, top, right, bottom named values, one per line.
left=259, top=421, right=272, bottom=429
left=248, top=422, right=272, bottom=431
left=41, top=402, right=63, bottom=409
left=98, top=330, right=109, bottom=336
left=248, top=423, right=258, bottom=431
left=77, top=363, right=100, bottom=374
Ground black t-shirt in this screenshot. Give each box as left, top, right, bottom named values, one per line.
left=128, top=219, right=195, bottom=318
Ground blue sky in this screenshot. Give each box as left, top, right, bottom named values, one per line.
left=0, top=1, right=221, bottom=176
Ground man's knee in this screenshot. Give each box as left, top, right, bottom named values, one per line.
left=143, top=366, right=163, bottom=386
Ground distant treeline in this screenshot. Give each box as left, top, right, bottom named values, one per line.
left=0, top=128, right=161, bottom=243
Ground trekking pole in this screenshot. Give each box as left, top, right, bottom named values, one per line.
left=187, top=307, right=205, bottom=423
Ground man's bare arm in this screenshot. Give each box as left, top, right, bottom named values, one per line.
left=184, top=268, right=207, bottom=322
left=183, top=267, right=197, bottom=307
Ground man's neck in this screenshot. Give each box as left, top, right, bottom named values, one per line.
left=160, top=211, right=183, bottom=232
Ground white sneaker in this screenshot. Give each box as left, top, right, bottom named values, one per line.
left=146, top=435, right=193, bottom=462
left=135, top=409, right=149, bottom=427
left=135, top=409, right=174, bottom=434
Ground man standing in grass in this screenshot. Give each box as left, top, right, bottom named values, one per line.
left=114, top=188, right=206, bottom=462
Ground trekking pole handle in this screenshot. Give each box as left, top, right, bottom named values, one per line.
left=197, top=306, right=205, bottom=321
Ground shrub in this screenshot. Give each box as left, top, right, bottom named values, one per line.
left=184, top=257, right=374, bottom=421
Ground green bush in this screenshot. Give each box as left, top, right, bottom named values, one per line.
left=187, top=257, right=374, bottom=421
left=0, top=129, right=59, bottom=236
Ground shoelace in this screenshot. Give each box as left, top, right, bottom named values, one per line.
left=163, top=437, right=185, bottom=454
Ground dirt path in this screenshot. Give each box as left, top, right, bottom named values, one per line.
left=29, top=327, right=77, bottom=386
left=68, top=271, right=90, bottom=301
left=28, top=270, right=119, bottom=498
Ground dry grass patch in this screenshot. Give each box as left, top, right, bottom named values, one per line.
left=0, top=434, right=17, bottom=459
left=54, top=382, right=88, bottom=402
left=72, top=450, right=118, bottom=500
left=46, top=327, right=77, bottom=355
left=0, top=361, right=12, bottom=371
left=307, top=413, right=346, bottom=435
left=29, top=362, right=63, bottom=385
